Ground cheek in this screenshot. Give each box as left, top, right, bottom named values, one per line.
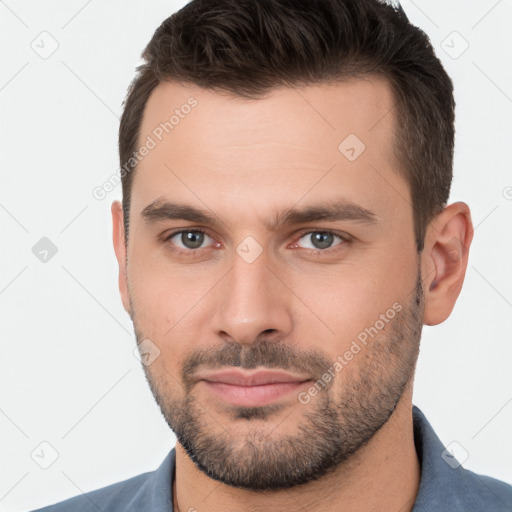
left=128, top=252, right=220, bottom=366
left=296, top=248, right=416, bottom=352
left=129, top=241, right=209, bottom=312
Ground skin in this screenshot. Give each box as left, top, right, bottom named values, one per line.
left=112, top=78, right=473, bottom=512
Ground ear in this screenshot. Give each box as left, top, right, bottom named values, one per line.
left=421, top=202, right=473, bottom=326
left=111, top=200, right=132, bottom=317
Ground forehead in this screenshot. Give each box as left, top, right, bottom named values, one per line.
left=138, top=77, right=397, bottom=157
left=131, top=78, right=409, bottom=228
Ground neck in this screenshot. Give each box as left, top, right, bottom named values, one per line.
left=173, top=392, right=420, bottom=512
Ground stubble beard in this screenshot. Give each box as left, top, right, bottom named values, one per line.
left=132, top=272, right=424, bottom=490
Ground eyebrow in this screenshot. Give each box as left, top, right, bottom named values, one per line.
left=140, top=198, right=377, bottom=231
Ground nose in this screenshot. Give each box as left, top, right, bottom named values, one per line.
left=210, top=247, right=294, bottom=346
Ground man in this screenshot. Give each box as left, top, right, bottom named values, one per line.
left=33, top=0, right=512, bottom=510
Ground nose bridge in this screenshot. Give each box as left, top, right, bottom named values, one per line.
left=211, top=245, right=292, bottom=344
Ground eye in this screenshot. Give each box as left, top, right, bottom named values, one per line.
left=164, top=229, right=216, bottom=251
left=294, top=231, right=347, bottom=252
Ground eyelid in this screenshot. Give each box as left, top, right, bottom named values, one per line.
left=290, top=229, right=351, bottom=252
left=163, top=227, right=215, bottom=246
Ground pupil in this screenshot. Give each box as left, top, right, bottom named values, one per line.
left=312, top=232, right=333, bottom=249
left=183, top=231, right=203, bottom=249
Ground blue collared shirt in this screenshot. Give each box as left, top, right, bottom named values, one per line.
left=31, top=406, right=512, bottom=511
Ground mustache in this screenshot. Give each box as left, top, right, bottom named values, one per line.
left=181, top=339, right=333, bottom=393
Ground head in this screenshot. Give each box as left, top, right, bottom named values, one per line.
left=112, top=0, right=473, bottom=490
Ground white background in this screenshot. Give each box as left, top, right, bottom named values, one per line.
left=1, top=1, right=511, bottom=510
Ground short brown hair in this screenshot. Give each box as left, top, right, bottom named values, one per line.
left=119, top=0, right=455, bottom=253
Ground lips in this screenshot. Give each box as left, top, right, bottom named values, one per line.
left=196, top=368, right=312, bottom=407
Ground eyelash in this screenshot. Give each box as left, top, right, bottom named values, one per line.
left=162, top=228, right=351, bottom=257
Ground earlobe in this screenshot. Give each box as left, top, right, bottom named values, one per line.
left=422, top=202, right=473, bottom=326
left=111, top=200, right=131, bottom=316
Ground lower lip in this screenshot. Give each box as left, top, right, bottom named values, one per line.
left=202, top=380, right=311, bottom=407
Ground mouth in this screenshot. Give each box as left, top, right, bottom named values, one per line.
left=196, top=368, right=312, bottom=407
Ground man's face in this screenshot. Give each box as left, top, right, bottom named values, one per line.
left=117, top=78, right=424, bottom=489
